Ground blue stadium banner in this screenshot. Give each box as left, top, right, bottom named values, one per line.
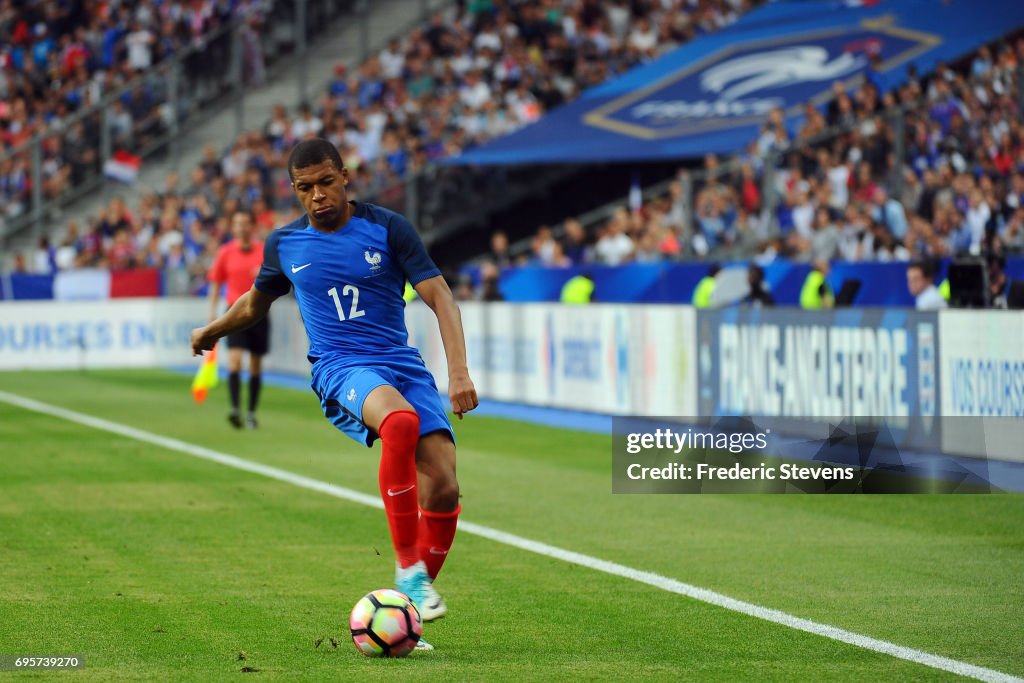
left=696, top=307, right=941, bottom=452
left=450, top=0, right=1024, bottom=164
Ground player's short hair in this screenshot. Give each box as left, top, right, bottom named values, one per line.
left=288, top=138, right=344, bottom=181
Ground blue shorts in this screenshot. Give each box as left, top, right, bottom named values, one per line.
left=310, top=352, right=454, bottom=448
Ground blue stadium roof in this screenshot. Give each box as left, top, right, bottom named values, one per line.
left=447, top=0, right=1024, bottom=165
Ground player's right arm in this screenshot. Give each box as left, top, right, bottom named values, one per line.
left=191, top=286, right=276, bottom=355
left=192, top=230, right=291, bottom=356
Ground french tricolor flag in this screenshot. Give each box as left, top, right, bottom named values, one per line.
left=103, top=150, right=142, bottom=184
left=54, top=268, right=161, bottom=300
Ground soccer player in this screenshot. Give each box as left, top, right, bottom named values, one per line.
left=190, top=139, right=477, bottom=648
left=207, top=210, right=268, bottom=429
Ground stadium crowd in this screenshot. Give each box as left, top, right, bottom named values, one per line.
left=489, top=35, right=1024, bottom=278
left=10, top=1, right=1023, bottom=309
left=227, top=0, right=755, bottom=207
left=0, top=0, right=270, bottom=220
left=9, top=0, right=755, bottom=293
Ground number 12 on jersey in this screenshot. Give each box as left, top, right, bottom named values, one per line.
left=327, top=285, right=366, bottom=321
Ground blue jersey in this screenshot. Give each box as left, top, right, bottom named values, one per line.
left=254, top=201, right=440, bottom=363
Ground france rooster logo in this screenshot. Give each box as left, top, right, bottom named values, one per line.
left=700, top=46, right=864, bottom=102
left=365, top=250, right=382, bottom=271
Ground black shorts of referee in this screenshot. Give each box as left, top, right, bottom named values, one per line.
left=226, top=317, right=270, bottom=355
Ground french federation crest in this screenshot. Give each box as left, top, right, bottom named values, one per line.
left=365, top=250, right=382, bottom=271
left=584, top=17, right=939, bottom=139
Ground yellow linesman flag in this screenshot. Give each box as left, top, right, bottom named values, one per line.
left=191, top=345, right=219, bottom=404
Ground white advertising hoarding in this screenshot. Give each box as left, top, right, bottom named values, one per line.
left=939, top=310, right=1024, bottom=462
left=453, top=303, right=697, bottom=416
left=0, top=298, right=702, bottom=421
left=0, top=299, right=206, bottom=370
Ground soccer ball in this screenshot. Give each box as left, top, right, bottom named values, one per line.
left=349, top=589, right=422, bottom=657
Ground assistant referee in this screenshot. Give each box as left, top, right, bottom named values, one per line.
left=207, top=210, right=268, bottom=429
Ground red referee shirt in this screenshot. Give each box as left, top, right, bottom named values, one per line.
left=208, top=240, right=265, bottom=306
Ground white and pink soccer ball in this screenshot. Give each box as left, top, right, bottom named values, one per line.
left=349, top=589, right=423, bottom=657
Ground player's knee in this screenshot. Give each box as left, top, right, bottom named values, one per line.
left=425, top=475, right=459, bottom=512
left=379, top=409, right=420, bottom=442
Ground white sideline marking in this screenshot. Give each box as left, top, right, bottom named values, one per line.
left=0, top=389, right=1019, bottom=683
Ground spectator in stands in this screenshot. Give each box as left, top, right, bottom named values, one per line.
left=1003, top=207, right=1024, bottom=253
left=125, top=20, right=155, bottom=73
left=446, top=271, right=471, bottom=301
left=560, top=218, right=590, bottom=265
left=54, top=222, right=80, bottom=270
left=964, top=189, right=992, bottom=254
left=527, top=225, right=557, bottom=266
left=838, top=204, right=870, bottom=262
left=107, top=99, right=135, bottom=150
left=906, top=258, right=947, bottom=310
left=199, top=143, right=224, bottom=181
left=292, top=102, right=323, bottom=140
left=874, top=224, right=911, bottom=262
left=808, top=207, right=840, bottom=262
left=871, top=187, right=909, bottom=241
left=478, top=261, right=504, bottom=302
left=633, top=225, right=663, bottom=263
left=488, top=230, right=512, bottom=268
left=737, top=163, right=761, bottom=214
left=237, top=0, right=266, bottom=87
left=31, top=236, right=57, bottom=275
left=594, top=209, right=634, bottom=265
left=107, top=228, right=138, bottom=270
left=11, top=253, right=29, bottom=274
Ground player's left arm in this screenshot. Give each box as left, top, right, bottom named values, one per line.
left=414, top=275, right=479, bottom=419
left=415, top=276, right=479, bottom=417
left=388, top=211, right=478, bottom=418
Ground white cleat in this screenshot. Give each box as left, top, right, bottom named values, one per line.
left=415, top=587, right=447, bottom=622
left=396, top=561, right=448, bottom=622
left=414, top=637, right=435, bottom=651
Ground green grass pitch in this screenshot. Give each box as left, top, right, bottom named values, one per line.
left=0, top=369, right=1022, bottom=681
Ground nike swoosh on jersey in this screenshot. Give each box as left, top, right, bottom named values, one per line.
left=386, top=485, right=415, bottom=497
left=291, top=263, right=312, bottom=273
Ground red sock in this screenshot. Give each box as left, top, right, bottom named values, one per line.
left=418, top=504, right=461, bottom=579
left=378, top=410, right=420, bottom=569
